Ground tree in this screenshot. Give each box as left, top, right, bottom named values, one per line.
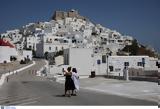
left=122, top=39, right=139, bottom=55
left=54, top=50, right=64, bottom=57
left=122, top=39, right=156, bottom=57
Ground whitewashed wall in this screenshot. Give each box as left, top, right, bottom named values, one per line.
left=36, top=42, right=69, bottom=58
left=92, top=55, right=152, bottom=76
left=69, top=48, right=93, bottom=75
left=55, top=56, right=64, bottom=66
left=108, top=56, right=150, bottom=76
left=63, top=48, right=93, bottom=75
left=22, top=50, right=32, bottom=60
left=145, top=57, right=159, bottom=71
left=0, top=46, right=18, bottom=63
left=93, top=54, right=108, bottom=75
left=53, top=47, right=158, bottom=77
left=48, top=65, right=69, bottom=75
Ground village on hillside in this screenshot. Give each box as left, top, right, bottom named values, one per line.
left=0, top=9, right=160, bottom=82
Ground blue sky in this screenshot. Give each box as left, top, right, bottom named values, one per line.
left=0, top=0, right=160, bottom=52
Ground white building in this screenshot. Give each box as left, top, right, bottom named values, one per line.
left=0, top=10, right=136, bottom=58
left=36, top=35, right=71, bottom=57
left=63, top=48, right=93, bottom=75
left=36, top=42, right=69, bottom=57
left=0, top=46, right=18, bottom=63
left=0, top=39, right=18, bottom=63
left=0, top=29, right=24, bottom=50
left=14, top=37, right=25, bottom=50
left=22, top=50, right=32, bottom=60
left=26, top=35, right=41, bottom=51
left=82, top=28, right=92, bottom=39
left=43, top=21, right=58, bottom=34
left=91, top=55, right=159, bottom=76
left=64, top=17, right=73, bottom=25
left=62, top=48, right=159, bottom=76
left=146, top=57, right=159, bottom=71
left=107, top=56, right=150, bottom=76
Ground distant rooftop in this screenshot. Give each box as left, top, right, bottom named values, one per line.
left=0, top=39, right=15, bottom=48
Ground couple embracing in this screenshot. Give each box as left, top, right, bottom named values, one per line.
left=63, top=67, right=79, bottom=97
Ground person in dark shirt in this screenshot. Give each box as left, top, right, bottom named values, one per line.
left=63, top=67, right=75, bottom=97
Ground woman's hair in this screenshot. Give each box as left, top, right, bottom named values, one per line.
left=67, top=67, right=72, bottom=72
left=72, top=68, right=77, bottom=73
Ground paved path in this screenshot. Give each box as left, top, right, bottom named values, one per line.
left=0, top=61, right=33, bottom=74
left=54, top=75, right=160, bottom=104
left=0, top=60, right=157, bottom=106
left=80, top=77, right=160, bottom=103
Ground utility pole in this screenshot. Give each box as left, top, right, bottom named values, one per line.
left=106, top=55, right=109, bottom=76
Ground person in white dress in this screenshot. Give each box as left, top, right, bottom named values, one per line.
left=71, top=68, right=79, bottom=96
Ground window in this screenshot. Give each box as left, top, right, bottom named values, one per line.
left=49, top=47, right=51, bottom=50
left=142, top=58, right=145, bottom=67
left=29, top=46, right=32, bottom=49
left=104, top=38, right=107, bottom=41
left=72, top=40, right=76, bottom=43
left=102, top=55, right=106, bottom=63
left=55, top=46, right=58, bottom=51
left=124, top=62, right=129, bottom=66
left=109, top=66, right=114, bottom=71
left=118, top=40, right=123, bottom=42
left=137, top=62, right=143, bottom=66
left=97, top=60, right=101, bottom=65
left=64, top=40, right=68, bottom=43
left=54, top=39, right=58, bottom=41
left=156, top=61, right=158, bottom=66
left=156, top=61, right=160, bottom=68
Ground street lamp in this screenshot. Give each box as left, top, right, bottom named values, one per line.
left=91, top=53, right=96, bottom=78
left=106, top=54, right=109, bottom=77
left=106, top=50, right=112, bottom=77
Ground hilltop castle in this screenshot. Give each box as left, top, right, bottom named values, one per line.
left=52, top=9, right=86, bottom=20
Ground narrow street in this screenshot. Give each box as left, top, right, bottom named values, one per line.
left=0, top=59, right=157, bottom=105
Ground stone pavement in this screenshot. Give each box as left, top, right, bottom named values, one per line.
left=0, top=71, right=156, bottom=105
left=54, top=76, right=160, bottom=103
left=0, top=61, right=35, bottom=86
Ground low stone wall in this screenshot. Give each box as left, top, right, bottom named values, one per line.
left=129, top=68, right=159, bottom=77
left=129, top=76, right=158, bottom=83
left=128, top=68, right=144, bottom=76
left=128, top=68, right=159, bottom=82
left=0, top=61, right=35, bottom=86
